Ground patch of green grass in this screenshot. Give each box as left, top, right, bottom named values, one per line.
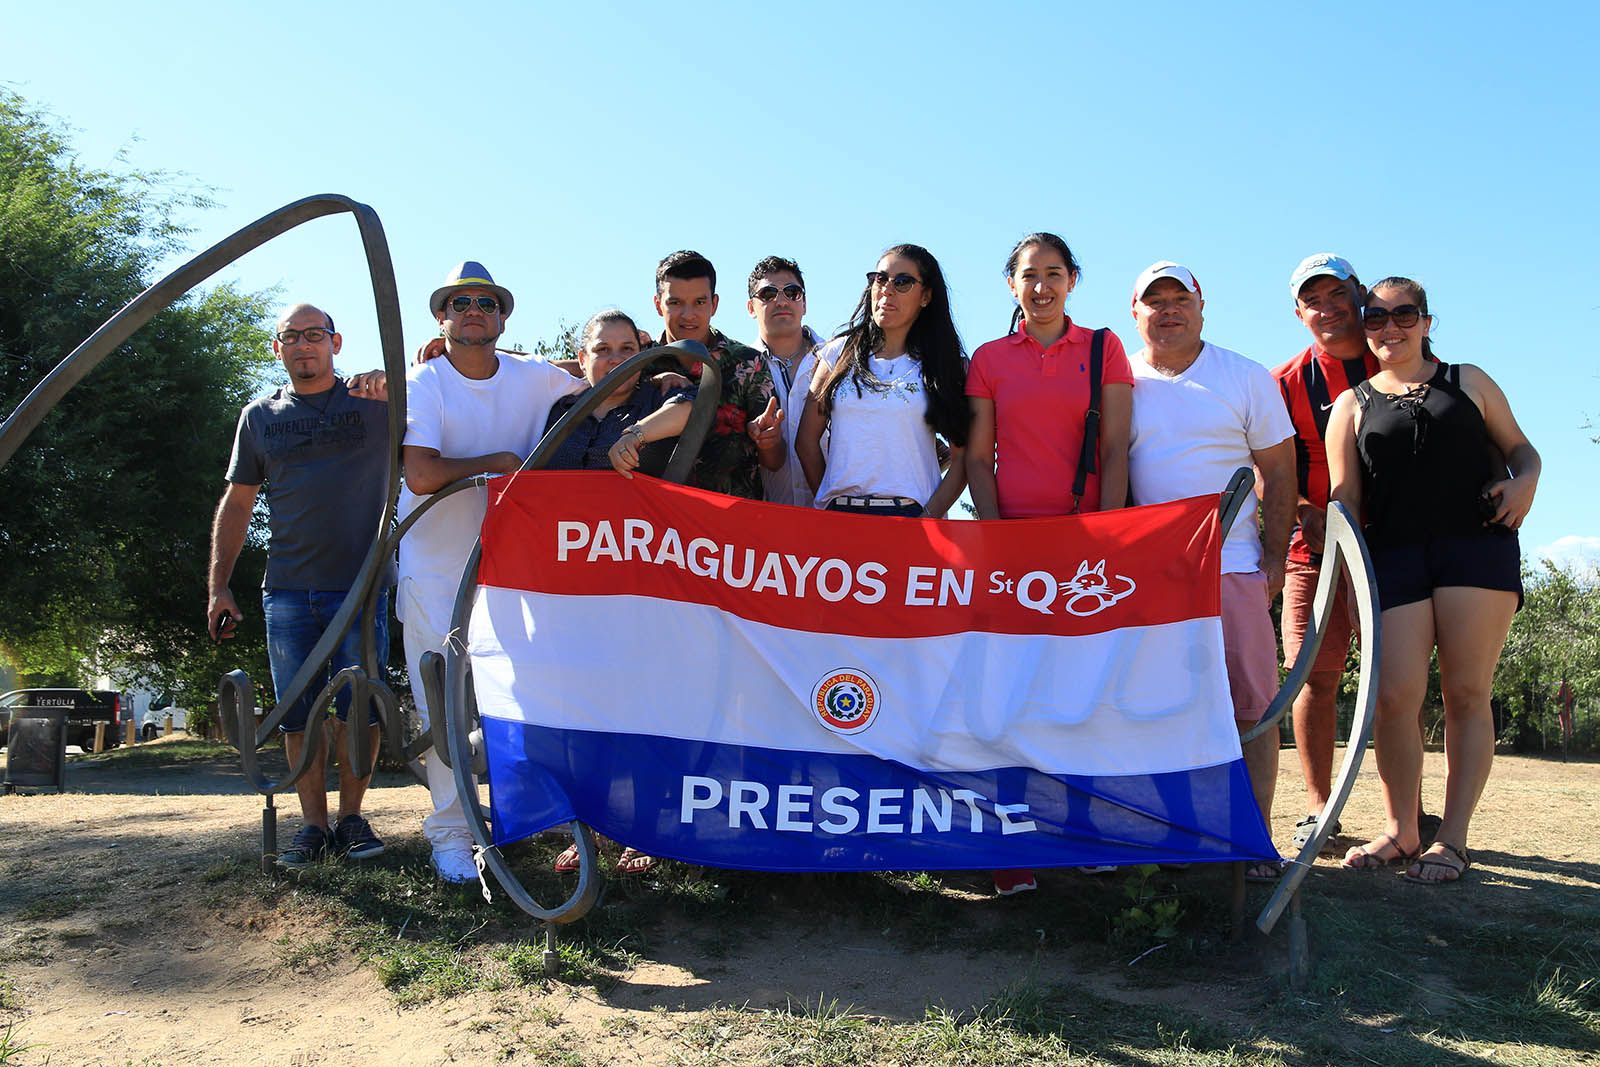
left=274, top=932, right=344, bottom=971
left=78, top=738, right=237, bottom=767
left=373, top=941, right=483, bottom=1005
left=0, top=975, right=19, bottom=1012
left=200, top=858, right=250, bottom=885
left=665, top=983, right=1273, bottom=1067
left=15, top=896, right=81, bottom=922
left=0, top=1024, right=34, bottom=1067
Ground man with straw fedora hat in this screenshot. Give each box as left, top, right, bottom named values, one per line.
left=395, top=260, right=583, bottom=883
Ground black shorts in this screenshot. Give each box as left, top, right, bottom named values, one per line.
left=1370, top=530, right=1523, bottom=611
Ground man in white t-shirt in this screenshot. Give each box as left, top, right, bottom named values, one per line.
left=397, top=261, right=584, bottom=882
left=745, top=255, right=825, bottom=507
left=1126, top=261, right=1296, bottom=880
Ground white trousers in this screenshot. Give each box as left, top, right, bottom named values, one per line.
left=399, top=577, right=473, bottom=851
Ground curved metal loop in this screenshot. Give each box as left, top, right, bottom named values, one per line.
left=431, top=349, right=722, bottom=924
left=516, top=340, right=713, bottom=477
left=218, top=670, right=254, bottom=750
left=1256, top=502, right=1381, bottom=933
left=225, top=665, right=377, bottom=796
left=1217, top=467, right=1255, bottom=539
left=419, top=649, right=453, bottom=771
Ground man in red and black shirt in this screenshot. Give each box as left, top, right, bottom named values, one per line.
left=1272, top=254, right=1376, bottom=849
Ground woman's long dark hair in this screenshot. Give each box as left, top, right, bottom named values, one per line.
left=816, top=243, right=968, bottom=446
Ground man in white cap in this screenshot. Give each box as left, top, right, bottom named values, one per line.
left=1126, top=262, right=1296, bottom=880
left=396, top=261, right=584, bottom=882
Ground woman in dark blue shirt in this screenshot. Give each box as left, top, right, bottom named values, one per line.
left=544, top=309, right=695, bottom=478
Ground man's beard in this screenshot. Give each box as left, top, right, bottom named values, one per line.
left=447, top=322, right=504, bottom=346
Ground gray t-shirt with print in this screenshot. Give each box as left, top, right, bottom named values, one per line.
left=225, top=378, right=390, bottom=590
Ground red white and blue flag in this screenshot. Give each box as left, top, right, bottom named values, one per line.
left=468, top=473, right=1276, bottom=870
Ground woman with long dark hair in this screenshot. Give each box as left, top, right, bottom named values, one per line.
left=795, top=244, right=969, bottom=517
left=1328, top=277, right=1538, bottom=884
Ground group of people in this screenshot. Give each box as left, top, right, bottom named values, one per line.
left=206, top=239, right=1539, bottom=894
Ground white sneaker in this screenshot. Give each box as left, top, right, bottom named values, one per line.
left=431, top=845, right=478, bottom=884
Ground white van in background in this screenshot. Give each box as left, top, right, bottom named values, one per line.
left=137, top=695, right=188, bottom=740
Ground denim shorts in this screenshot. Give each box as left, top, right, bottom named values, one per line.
left=262, top=587, right=390, bottom=733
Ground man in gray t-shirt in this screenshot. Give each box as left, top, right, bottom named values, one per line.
left=209, top=302, right=392, bottom=870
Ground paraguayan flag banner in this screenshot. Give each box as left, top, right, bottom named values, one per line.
left=469, top=473, right=1277, bottom=870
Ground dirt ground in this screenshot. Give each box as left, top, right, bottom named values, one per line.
left=1, top=739, right=1596, bottom=1066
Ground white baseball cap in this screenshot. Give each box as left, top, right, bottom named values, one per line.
left=1133, top=261, right=1201, bottom=302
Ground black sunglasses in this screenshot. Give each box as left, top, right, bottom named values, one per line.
left=754, top=283, right=805, bottom=304
left=1362, top=304, right=1423, bottom=330
left=866, top=271, right=921, bottom=293
left=450, top=295, right=501, bottom=314
left=275, top=327, right=333, bottom=344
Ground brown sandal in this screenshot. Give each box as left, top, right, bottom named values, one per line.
left=1405, top=842, right=1471, bottom=885
left=1341, top=834, right=1419, bottom=870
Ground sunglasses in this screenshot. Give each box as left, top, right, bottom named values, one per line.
left=275, top=327, right=333, bottom=344
left=754, top=283, right=805, bottom=304
left=867, top=271, right=922, bottom=293
left=450, top=295, right=501, bottom=314
left=1362, top=304, right=1423, bottom=330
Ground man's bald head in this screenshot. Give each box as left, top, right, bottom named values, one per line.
left=276, top=303, right=335, bottom=334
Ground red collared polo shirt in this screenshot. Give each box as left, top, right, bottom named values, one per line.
left=967, top=319, right=1134, bottom=517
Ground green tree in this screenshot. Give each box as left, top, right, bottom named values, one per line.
left=0, top=89, right=276, bottom=716
left=1493, top=559, right=1600, bottom=751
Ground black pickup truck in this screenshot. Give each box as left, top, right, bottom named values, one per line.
left=0, top=689, right=124, bottom=751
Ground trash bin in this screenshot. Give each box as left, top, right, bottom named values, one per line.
left=2, top=707, right=69, bottom=793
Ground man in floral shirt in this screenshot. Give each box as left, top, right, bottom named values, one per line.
left=650, top=250, right=782, bottom=499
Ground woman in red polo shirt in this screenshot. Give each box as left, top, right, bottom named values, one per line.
left=966, top=232, right=1134, bottom=897
left=967, top=232, right=1133, bottom=521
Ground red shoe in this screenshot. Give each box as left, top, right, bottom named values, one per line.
left=993, top=869, right=1037, bottom=896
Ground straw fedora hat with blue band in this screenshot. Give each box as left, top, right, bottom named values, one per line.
left=430, top=261, right=515, bottom=318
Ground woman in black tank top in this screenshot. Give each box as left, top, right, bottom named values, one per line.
left=1325, top=278, right=1540, bottom=885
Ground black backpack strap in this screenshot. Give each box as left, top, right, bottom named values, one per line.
left=1070, top=328, right=1106, bottom=513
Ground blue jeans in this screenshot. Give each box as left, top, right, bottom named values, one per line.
left=262, top=588, right=390, bottom=733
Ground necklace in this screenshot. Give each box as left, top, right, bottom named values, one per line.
left=860, top=352, right=922, bottom=396
left=292, top=383, right=338, bottom=419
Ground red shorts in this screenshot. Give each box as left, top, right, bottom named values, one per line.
left=1280, top=556, right=1355, bottom=676
left=1222, top=570, right=1280, bottom=724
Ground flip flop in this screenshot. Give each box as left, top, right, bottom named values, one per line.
left=1405, top=842, right=1471, bottom=885
left=552, top=843, right=580, bottom=873
left=616, top=848, right=657, bottom=876
left=1341, top=834, right=1418, bottom=870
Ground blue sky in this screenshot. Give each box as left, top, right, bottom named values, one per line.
left=6, top=2, right=1597, bottom=564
